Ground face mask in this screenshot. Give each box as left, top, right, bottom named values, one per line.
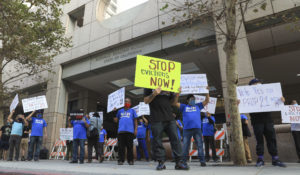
left=37, top=114, right=43, bottom=118
left=189, top=99, right=196, bottom=106
left=124, top=103, right=131, bottom=108
left=18, top=118, right=23, bottom=123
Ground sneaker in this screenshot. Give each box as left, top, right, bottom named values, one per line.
left=272, top=159, right=287, bottom=168
left=247, top=160, right=252, bottom=163
left=21, top=157, right=25, bottom=161
left=213, top=159, right=219, bottom=163
left=34, top=158, right=39, bottom=162
left=256, top=159, right=264, bottom=167
left=87, top=160, right=92, bottom=163
left=118, top=161, right=124, bottom=165
left=99, top=157, right=104, bottom=163
left=27, top=158, right=32, bottom=161
left=80, top=160, right=84, bottom=164
left=128, top=161, right=134, bottom=165
left=201, top=162, right=206, bottom=167
left=7, top=159, right=13, bottom=161
left=175, top=161, right=189, bottom=170
left=69, top=160, right=78, bottom=164
left=146, top=158, right=150, bottom=162
left=156, top=161, right=166, bottom=170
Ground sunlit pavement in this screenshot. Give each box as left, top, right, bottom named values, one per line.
left=0, top=160, right=299, bottom=175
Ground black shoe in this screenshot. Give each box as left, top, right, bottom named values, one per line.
left=80, top=160, right=84, bottom=164
left=156, top=161, right=166, bottom=170
left=34, top=158, right=39, bottom=162
left=118, top=161, right=124, bottom=165
left=87, top=160, right=92, bottom=163
left=201, top=162, right=206, bottom=167
left=297, top=159, right=300, bottom=163
left=27, top=158, right=32, bottom=161
left=128, top=161, right=134, bottom=165
left=272, top=159, right=286, bottom=168
left=213, top=159, right=219, bottom=163
left=256, top=158, right=264, bottom=167
left=14, top=159, right=19, bottom=161
left=69, top=160, right=78, bottom=164
left=205, top=158, right=210, bottom=162
left=7, top=159, right=12, bottom=161
left=21, top=157, right=25, bottom=161
left=146, top=158, right=150, bottom=162
left=175, top=162, right=189, bottom=170
left=99, top=157, right=104, bottom=163
left=247, top=160, right=252, bottom=163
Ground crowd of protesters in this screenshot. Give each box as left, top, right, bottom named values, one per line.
left=0, top=78, right=299, bottom=171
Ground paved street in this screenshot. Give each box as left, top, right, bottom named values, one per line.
left=0, top=160, right=299, bottom=175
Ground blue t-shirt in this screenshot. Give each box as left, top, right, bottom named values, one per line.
left=179, top=103, right=204, bottom=130
left=31, top=117, right=47, bottom=137
left=241, top=114, right=248, bottom=120
left=136, top=123, right=147, bottom=139
left=71, top=117, right=90, bottom=139
left=202, top=116, right=215, bottom=136
left=11, top=122, right=23, bottom=136
left=99, top=129, right=107, bottom=143
left=176, top=120, right=183, bottom=140
left=116, top=108, right=137, bottom=134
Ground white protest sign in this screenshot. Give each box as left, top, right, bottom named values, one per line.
left=281, top=105, right=300, bottom=123
left=132, top=105, right=140, bottom=116
left=107, top=87, right=125, bottom=113
left=237, top=83, right=284, bottom=113
left=180, top=74, right=208, bottom=94
left=10, top=94, right=19, bottom=113
left=89, top=112, right=104, bottom=122
left=138, top=102, right=150, bottom=116
left=22, top=95, right=48, bottom=113
left=195, top=95, right=217, bottom=114
left=60, top=128, right=73, bottom=140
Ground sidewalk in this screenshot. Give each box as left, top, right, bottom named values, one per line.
left=0, top=160, right=299, bottom=175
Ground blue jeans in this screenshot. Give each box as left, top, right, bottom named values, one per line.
left=28, top=136, right=43, bottom=160
left=182, top=128, right=205, bottom=163
left=72, top=139, right=85, bottom=162
left=136, top=138, right=149, bottom=160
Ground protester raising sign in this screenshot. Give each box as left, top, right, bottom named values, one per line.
left=195, top=95, right=217, bottom=114
left=281, top=105, right=300, bottom=123
left=60, top=128, right=73, bottom=141
left=107, top=87, right=125, bottom=113
left=237, top=83, right=284, bottom=113
left=22, top=95, right=48, bottom=113
left=134, top=55, right=181, bottom=93
left=10, top=94, right=19, bottom=113
left=181, top=74, right=208, bottom=94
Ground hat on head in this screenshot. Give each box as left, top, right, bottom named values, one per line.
left=249, top=78, right=262, bottom=85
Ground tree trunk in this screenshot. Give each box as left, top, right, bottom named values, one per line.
left=224, top=0, right=246, bottom=165
left=0, top=60, right=4, bottom=127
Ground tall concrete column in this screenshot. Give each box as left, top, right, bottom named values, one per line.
left=216, top=20, right=255, bottom=157
left=43, top=65, right=68, bottom=150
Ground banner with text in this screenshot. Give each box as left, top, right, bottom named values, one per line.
left=10, top=94, right=19, bottom=113
left=60, top=128, right=73, bottom=140
left=107, top=87, right=125, bottom=113
left=131, top=102, right=150, bottom=117
left=134, top=55, right=181, bottom=93
left=281, top=105, right=300, bottom=123
left=195, top=95, right=217, bottom=114
left=22, top=95, right=48, bottom=113
left=181, top=74, right=208, bottom=94
left=237, top=83, right=284, bottom=113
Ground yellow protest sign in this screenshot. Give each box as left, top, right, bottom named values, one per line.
left=134, top=55, right=181, bottom=93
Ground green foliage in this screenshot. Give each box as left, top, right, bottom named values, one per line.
left=0, top=0, right=71, bottom=87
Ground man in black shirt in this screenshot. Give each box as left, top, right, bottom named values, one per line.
left=0, top=122, right=12, bottom=160
left=144, top=87, right=187, bottom=170
left=248, top=78, right=286, bottom=167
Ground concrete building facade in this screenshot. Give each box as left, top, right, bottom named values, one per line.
left=4, top=0, right=300, bottom=162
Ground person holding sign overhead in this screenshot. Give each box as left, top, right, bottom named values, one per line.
left=144, top=87, right=188, bottom=170
left=246, top=78, right=286, bottom=167
left=113, top=97, right=138, bottom=165
left=202, top=112, right=218, bottom=163
left=173, top=89, right=210, bottom=167
left=26, top=110, right=47, bottom=162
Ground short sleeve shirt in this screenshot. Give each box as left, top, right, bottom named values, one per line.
left=202, top=116, right=215, bottom=136
left=31, top=117, right=47, bottom=137
left=116, top=108, right=137, bottom=134
left=99, top=129, right=107, bottom=142
left=71, top=117, right=90, bottom=139
left=136, top=123, right=147, bottom=139
left=144, top=89, right=174, bottom=122
left=179, top=103, right=204, bottom=130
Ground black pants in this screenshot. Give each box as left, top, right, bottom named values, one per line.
left=204, top=136, right=217, bottom=161
left=151, top=120, right=182, bottom=162
left=118, top=133, right=134, bottom=163
left=253, top=122, right=278, bottom=157
left=98, top=142, right=104, bottom=157
left=88, top=137, right=99, bottom=161
left=292, top=131, right=300, bottom=159
left=8, top=135, right=21, bottom=160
